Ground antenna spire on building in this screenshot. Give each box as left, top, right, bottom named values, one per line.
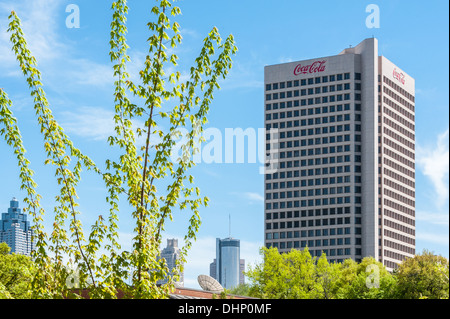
left=229, top=213, right=231, bottom=238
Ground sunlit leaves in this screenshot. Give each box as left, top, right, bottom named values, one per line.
left=2, top=0, right=236, bottom=299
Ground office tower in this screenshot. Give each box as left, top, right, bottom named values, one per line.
left=0, top=197, right=34, bottom=256
left=209, top=258, right=217, bottom=280
left=239, top=258, right=245, bottom=285
left=210, top=238, right=245, bottom=289
left=158, top=238, right=184, bottom=286
left=210, top=257, right=245, bottom=287
left=264, top=38, right=415, bottom=270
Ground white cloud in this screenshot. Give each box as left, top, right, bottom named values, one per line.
left=416, top=231, right=449, bottom=246
left=279, top=56, right=294, bottom=63
left=220, top=59, right=264, bottom=90
left=416, top=210, right=449, bottom=226
left=243, top=192, right=264, bottom=202
left=229, top=191, right=264, bottom=204
left=68, top=59, right=114, bottom=88
left=59, top=106, right=117, bottom=142
left=0, top=0, right=65, bottom=67
left=58, top=106, right=159, bottom=146
left=416, top=128, right=449, bottom=207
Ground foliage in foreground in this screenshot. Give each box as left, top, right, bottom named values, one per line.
left=0, top=0, right=236, bottom=299
left=1, top=242, right=448, bottom=299
left=0, top=243, right=35, bottom=299
left=235, top=247, right=449, bottom=299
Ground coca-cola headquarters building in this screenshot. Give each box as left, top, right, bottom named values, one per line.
left=264, top=38, right=415, bottom=271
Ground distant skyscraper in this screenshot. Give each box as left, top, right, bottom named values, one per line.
left=158, top=238, right=184, bottom=286
left=0, top=197, right=34, bottom=256
left=210, top=237, right=245, bottom=289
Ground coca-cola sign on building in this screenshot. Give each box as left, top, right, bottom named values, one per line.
left=293, top=60, right=326, bottom=76
left=392, top=68, right=405, bottom=85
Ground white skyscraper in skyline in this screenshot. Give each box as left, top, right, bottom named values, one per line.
left=264, top=38, right=415, bottom=270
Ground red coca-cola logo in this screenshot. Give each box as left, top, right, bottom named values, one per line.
left=293, top=60, right=326, bottom=76
left=393, top=68, right=405, bottom=85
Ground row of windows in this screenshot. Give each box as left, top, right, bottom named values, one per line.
left=265, top=72, right=359, bottom=91
left=265, top=196, right=361, bottom=210
left=265, top=102, right=356, bottom=113
left=384, top=137, right=415, bottom=160
left=266, top=83, right=357, bottom=99
left=384, top=239, right=415, bottom=255
left=383, top=168, right=415, bottom=188
left=383, top=225, right=415, bottom=243
left=266, top=217, right=354, bottom=229
left=265, top=161, right=362, bottom=176
left=266, top=227, right=352, bottom=238
left=383, top=96, right=414, bottom=122
left=265, top=243, right=359, bottom=259
left=384, top=259, right=400, bottom=270
left=384, top=249, right=414, bottom=264
left=266, top=207, right=353, bottom=219
left=383, top=127, right=415, bottom=151
left=384, top=158, right=415, bottom=179
left=267, top=237, right=353, bottom=248
left=266, top=92, right=361, bottom=103
left=383, top=86, right=415, bottom=114
left=266, top=185, right=358, bottom=200
left=277, top=145, right=353, bottom=156
left=266, top=207, right=363, bottom=219
left=384, top=208, right=415, bottom=227
left=384, top=198, right=415, bottom=217
left=268, top=125, right=355, bottom=138
left=384, top=147, right=415, bottom=170
left=274, top=156, right=358, bottom=170
left=263, top=155, right=360, bottom=171
left=383, top=116, right=415, bottom=141
left=266, top=218, right=359, bottom=229
left=266, top=113, right=353, bottom=125
left=266, top=175, right=355, bottom=190
left=383, top=106, right=415, bottom=131
left=384, top=188, right=415, bottom=207
left=263, top=159, right=360, bottom=173
left=267, top=165, right=352, bottom=180
left=272, top=134, right=353, bottom=146
left=384, top=178, right=415, bottom=198
left=383, top=76, right=415, bottom=105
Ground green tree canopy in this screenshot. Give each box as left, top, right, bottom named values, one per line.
left=246, top=247, right=320, bottom=299
left=0, top=242, right=36, bottom=299
left=395, top=250, right=449, bottom=299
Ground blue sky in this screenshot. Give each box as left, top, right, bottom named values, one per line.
left=0, top=0, right=448, bottom=289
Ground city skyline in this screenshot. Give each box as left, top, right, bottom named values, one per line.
left=0, top=1, right=448, bottom=289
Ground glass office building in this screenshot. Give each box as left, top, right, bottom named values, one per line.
left=212, top=237, right=243, bottom=289
left=0, top=198, right=34, bottom=256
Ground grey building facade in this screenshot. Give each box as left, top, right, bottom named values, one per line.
left=264, top=38, right=415, bottom=270
left=158, top=238, right=184, bottom=286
